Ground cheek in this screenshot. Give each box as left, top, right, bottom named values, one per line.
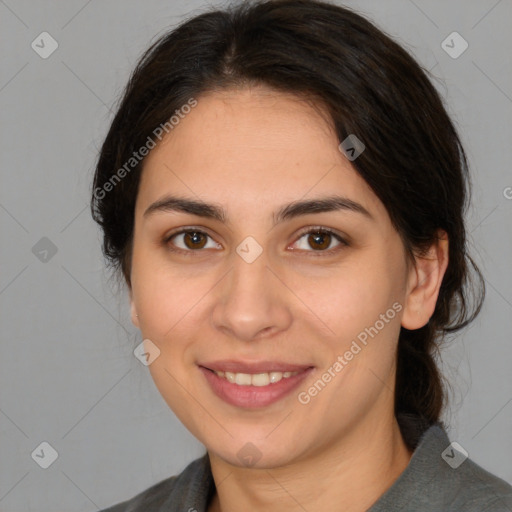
left=131, top=262, right=205, bottom=420
left=307, top=251, right=404, bottom=389
left=316, top=257, right=401, bottom=335
left=130, top=243, right=203, bottom=335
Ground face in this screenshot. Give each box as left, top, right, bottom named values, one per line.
left=129, top=86, right=416, bottom=468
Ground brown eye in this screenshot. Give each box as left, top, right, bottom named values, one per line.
left=182, top=231, right=208, bottom=249
left=307, top=231, right=332, bottom=250
left=292, top=228, right=347, bottom=255
left=166, top=229, right=220, bottom=254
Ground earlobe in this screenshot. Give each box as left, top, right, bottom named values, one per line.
left=401, top=230, right=449, bottom=330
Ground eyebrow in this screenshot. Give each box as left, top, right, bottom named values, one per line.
left=143, top=194, right=373, bottom=225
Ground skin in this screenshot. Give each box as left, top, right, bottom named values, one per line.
left=129, top=85, right=449, bottom=512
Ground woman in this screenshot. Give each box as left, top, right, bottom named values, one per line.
left=91, top=0, right=512, bottom=510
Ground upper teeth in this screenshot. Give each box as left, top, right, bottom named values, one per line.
left=214, top=370, right=299, bottom=386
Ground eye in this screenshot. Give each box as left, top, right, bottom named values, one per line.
left=291, top=227, right=348, bottom=255
left=165, top=228, right=221, bottom=255
left=164, top=226, right=348, bottom=257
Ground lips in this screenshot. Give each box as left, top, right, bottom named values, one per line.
left=198, top=360, right=314, bottom=408
left=199, top=360, right=312, bottom=374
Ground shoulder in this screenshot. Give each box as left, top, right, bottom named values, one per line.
left=98, top=453, right=213, bottom=512
left=428, top=425, right=512, bottom=510
left=443, top=450, right=512, bottom=511
left=370, top=422, right=512, bottom=512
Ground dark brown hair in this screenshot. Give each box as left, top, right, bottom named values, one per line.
left=91, top=0, right=484, bottom=430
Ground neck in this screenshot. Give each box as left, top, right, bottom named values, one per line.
left=207, top=414, right=413, bottom=512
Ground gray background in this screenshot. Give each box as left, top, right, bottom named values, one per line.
left=0, top=0, right=511, bottom=510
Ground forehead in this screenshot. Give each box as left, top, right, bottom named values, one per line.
left=153, top=86, right=337, bottom=159
left=136, top=86, right=384, bottom=222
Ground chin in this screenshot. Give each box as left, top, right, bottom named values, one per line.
left=202, top=427, right=309, bottom=469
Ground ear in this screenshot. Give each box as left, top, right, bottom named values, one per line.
left=401, top=230, right=449, bottom=330
left=129, top=291, right=140, bottom=328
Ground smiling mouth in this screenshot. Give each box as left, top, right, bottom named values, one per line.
left=199, top=359, right=313, bottom=386
left=199, top=364, right=314, bottom=408
left=209, top=369, right=302, bottom=386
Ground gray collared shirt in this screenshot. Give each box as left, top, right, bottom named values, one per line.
left=99, top=422, right=512, bottom=511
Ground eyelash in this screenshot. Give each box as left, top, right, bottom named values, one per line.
left=163, top=226, right=348, bottom=258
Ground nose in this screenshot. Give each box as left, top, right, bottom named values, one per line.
left=211, top=247, right=293, bottom=342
